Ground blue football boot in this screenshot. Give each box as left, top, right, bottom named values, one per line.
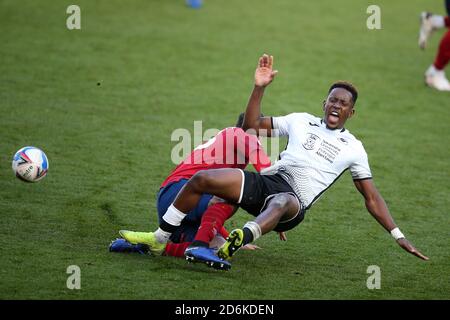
left=109, top=238, right=149, bottom=255
left=184, top=246, right=231, bottom=271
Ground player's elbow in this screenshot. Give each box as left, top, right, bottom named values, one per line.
left=242, top=118, right=262, bottom=131
left=364, top=193, right=385, bottom=212
left=242, top=121, right=256, bottom=131
left=365, top=198, right=377, bottom=212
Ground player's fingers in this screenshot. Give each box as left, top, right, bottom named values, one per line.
left=243, top=244, right=261, bottom=250
left=269, top=55, right=274, bottom=68
left=259, top=56, right=264, bottom=67
left=262, top=53, right=269, bottom=67
left=413, top=250, right=429, bottom=261
left=271, top=70, right=278, bottom=78
left=405, top=242, right=429, bottom=261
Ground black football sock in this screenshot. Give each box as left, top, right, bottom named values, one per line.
left=242, top=227, right=254, bottom=246
left=160, top=220, right=179, bottom=233
left=189, top=240, right=209, bottom=248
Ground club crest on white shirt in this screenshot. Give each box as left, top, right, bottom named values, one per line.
left=303, top=133, right=321, bottom=150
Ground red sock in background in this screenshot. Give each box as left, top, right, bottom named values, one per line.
left=194, top=203, right=234, bottom=243
left=434, top=30, right=450, bottom=70
left=164, top=241, right=191, bottom=258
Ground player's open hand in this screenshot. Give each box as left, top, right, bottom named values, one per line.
left=397, top=238, right=429, bottom=261
left=255, top=54, right=278, bottom=87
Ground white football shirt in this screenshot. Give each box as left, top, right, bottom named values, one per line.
left=263, top=112, right=372, bottom=209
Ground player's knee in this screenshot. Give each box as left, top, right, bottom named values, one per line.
left=269, top=193, right=295, bottom=209
left=190, top=170, right=214, bottom=191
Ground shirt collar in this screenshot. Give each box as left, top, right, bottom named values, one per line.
left=320, top=119, right=346, bottom=133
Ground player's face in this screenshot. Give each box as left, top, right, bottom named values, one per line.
left=323, top=88, right=355, bottom=130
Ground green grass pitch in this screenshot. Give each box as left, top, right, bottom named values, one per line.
left=0, top=0, right=449, bottom=299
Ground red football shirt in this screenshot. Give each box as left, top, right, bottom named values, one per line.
left=161, top=127, right=271, bottom=188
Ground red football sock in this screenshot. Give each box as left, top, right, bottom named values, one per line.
left=218, top=226, right=229, bottom=239
left=434, top=30, right=450, bottom=70
left=164, top=241, right=191, bottom=258
left=445, top=16, right=450, bottom=28
left=194, top=203, right=234, bottom=243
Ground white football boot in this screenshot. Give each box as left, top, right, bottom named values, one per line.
left=425, top=65, right=450, bottom=91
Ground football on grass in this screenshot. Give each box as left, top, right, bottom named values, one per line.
left=12, top=146, right=49, bottom=182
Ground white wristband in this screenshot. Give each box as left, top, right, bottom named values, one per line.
left=390, top=227, right=405, bottom=240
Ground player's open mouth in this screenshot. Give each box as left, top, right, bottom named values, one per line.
left=328, top=111, right=340, bottom=123
left=330, top=111, right=339, bottom=118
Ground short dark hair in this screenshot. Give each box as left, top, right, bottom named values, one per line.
left=235, top=113, right=264, bottom=128
left=328, top=81, right=358, bottom=105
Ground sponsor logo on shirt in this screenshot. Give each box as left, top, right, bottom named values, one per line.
left=316, top=139, right=341, bottom=164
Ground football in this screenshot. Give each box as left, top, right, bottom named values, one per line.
left=12, top=146, right=49, bottom=182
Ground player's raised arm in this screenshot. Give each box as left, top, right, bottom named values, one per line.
left=353, top=178, right=429, bottom=261
left=242, top=54, right=278, bottom=136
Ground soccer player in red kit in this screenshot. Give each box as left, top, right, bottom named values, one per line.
left=419, top=1, right=450, bottom=91
left=112, top=114, right=271, bottom=269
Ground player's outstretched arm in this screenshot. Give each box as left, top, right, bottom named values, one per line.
left=242, top=54, right=278, bottom=136
left=353, top=179, right=429, bottom=261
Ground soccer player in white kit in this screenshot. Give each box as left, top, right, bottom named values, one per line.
left=121, top=54, right=428, bottom=269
